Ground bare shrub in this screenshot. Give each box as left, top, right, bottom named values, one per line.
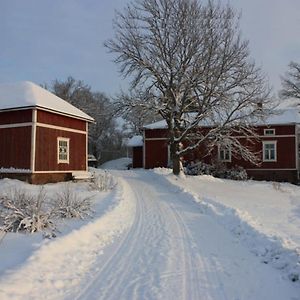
left=185, top=161, right=248, bottom=181
left=0, top=187, right=55, bottom=234
left=89, top=170, right=115, bottom=191
left=52, top=184, right=93, bottom=219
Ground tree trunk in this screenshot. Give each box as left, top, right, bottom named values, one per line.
left=172, top=155, right=181, bottom=175
left=170, top=142, right=181, bottom=175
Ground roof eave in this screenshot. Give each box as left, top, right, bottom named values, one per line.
left=0, top=105, right=94, bottom=123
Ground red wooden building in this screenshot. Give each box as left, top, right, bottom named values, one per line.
left=127, top=136, right=143, bottom=168
left=132, top=108, right=300, bottom=183
left=0, top=81, right=94, bottom=184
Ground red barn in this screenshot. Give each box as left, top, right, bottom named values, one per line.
left=127, top=136, right=143, bottom=168
left=0, top=81, right=94, bottom=184
left=134, top=108, right=300, bottom=183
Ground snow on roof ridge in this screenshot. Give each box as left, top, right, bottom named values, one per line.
left=127, top=135, right=143, bottom=147
left=0, top=81, right=94, bottom=122
left=143, top=107, right=300, bottom=130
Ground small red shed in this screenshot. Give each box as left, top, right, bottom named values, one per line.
left=0, top=81, right=94, bottom=184
left=127, top=135, right=143, bottom=168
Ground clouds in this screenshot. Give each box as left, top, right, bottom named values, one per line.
left=0, top=0, right=299, bottom=96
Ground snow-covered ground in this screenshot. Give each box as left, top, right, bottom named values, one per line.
left=0, top=162, right=299, bottom=299
left=99, top=157, right=131, bottom=170
left=154, top=168, right=300, bottom=283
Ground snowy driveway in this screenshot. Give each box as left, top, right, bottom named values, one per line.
left=75, top=171, right=299, bottom=300
left=0, top=170, right=299, bottom=299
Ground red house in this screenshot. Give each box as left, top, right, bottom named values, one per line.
left=0, top=81, right=94, bottom=184
left=133, top=108, right=300, bottom=183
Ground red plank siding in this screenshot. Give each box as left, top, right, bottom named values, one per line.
left=0, top=109, right=32, bottom=125
left=145, top=140, right=168, bottom=169
left=145, top=129, right=168, bottom=139
left=0, top=127, right=32, bottom=169
left=37, top=109, right=86, bottom=131
left=132, top=147, right=143, bottom=168
left=35, top=127, right=86, bottom=171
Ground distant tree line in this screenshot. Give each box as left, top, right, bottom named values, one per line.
left=44, top=77, right=128, bottom=165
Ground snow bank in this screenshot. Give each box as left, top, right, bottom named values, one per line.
left=99, top=157, right=132, bottom=170
left=0, top=167, right=31, bottom=173
left=0, top=175, right=136, bottom=300
left=153, top=169, right=300, bottom=284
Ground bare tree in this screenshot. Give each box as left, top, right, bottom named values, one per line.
left=280, top=61, right=300, bottom=100
left=116, top=90, right=161, bottom=135
left=105, top=0, right=271, bottom=174
left=48, top=77, right=121, bottom=163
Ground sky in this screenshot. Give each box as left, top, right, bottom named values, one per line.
left=0, top=0, right=300, bottom=98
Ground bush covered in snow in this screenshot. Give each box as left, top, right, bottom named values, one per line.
left=0, top=187, right=55, bottom=234
left=0, top=183, right=98, bottom=235
left=89, top=170, right=116, bottom=191
left=52, top=184, right=93, bottom=219
left=184, top=161, right=248, bottom=180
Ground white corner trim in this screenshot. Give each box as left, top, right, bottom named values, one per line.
left=86, top=122, right=88, bottom=171
left=30, top=109, right=37, bottom=172
left=143, top=130, right=146, bottom=168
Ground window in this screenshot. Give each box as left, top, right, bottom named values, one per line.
left=218, top=146, right=231, bottom=162
left=263, top=141, right=276, bottom=162
left=264, top=128, right=275, bottom=136
left=58, top=137, right=69, bottom=163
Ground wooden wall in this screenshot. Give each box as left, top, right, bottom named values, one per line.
left=0, top=127, right=32, bottom=169
left=35, top=127, right=86, bottom=172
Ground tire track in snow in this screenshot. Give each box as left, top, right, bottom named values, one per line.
left=0, top=177, right=135, bottom=300
left=76, top=173, right=172, bottom=300
left=75, top=171, right=219, bottom=300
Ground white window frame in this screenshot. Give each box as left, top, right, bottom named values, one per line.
left=264, top=128, right=275, bottom=136
left=218, top=145, right=231, bottom=162
left=57, top=137, right=70, bottom=164
left=263, top=140, right=277, bottom=162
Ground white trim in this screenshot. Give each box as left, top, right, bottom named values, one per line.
left=144, top=135, right=295, bottom=141
left=0, top=122, right=32, bottom=129
left=0, top=106, right=94, bottom=123
left=143, top=131, right=146, bottom=168
left=262, top=140, right=277, bottom=162
left=296, top=134, right=299, bottom=171
left=86, top=122, right=88, bottom=171
left=30, top=109, right=37, bottom=172
left=37, top=122, right=87, bottom=134
left=57, top=137, right=70, bottom=164
left=264, top=128, right=275, bottom=136
left=0, top=122, right=87, bottom=134
left=246, top=168, right=297, bottom=171
left=32, top=170, right=86, bottom=174
left=167, top=144, right=171, bottom=166
left=144, top=137, right=168, bottom=141
left=218, top=145, right=232, bottom=162
left=231, top=134, right=295, bottom=139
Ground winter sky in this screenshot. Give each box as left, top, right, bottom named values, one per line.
left=0, top=0, right=300, bottom=97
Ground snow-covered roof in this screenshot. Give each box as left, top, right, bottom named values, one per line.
left=144, top=107, right=300, bottom=129
left=144, top=120, right=168, bottom=130
left=127, top=135, right=143, bottom=147
left=261, top=108, right=300, bottom=125
left=0, top=81, right=94, bottom=122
